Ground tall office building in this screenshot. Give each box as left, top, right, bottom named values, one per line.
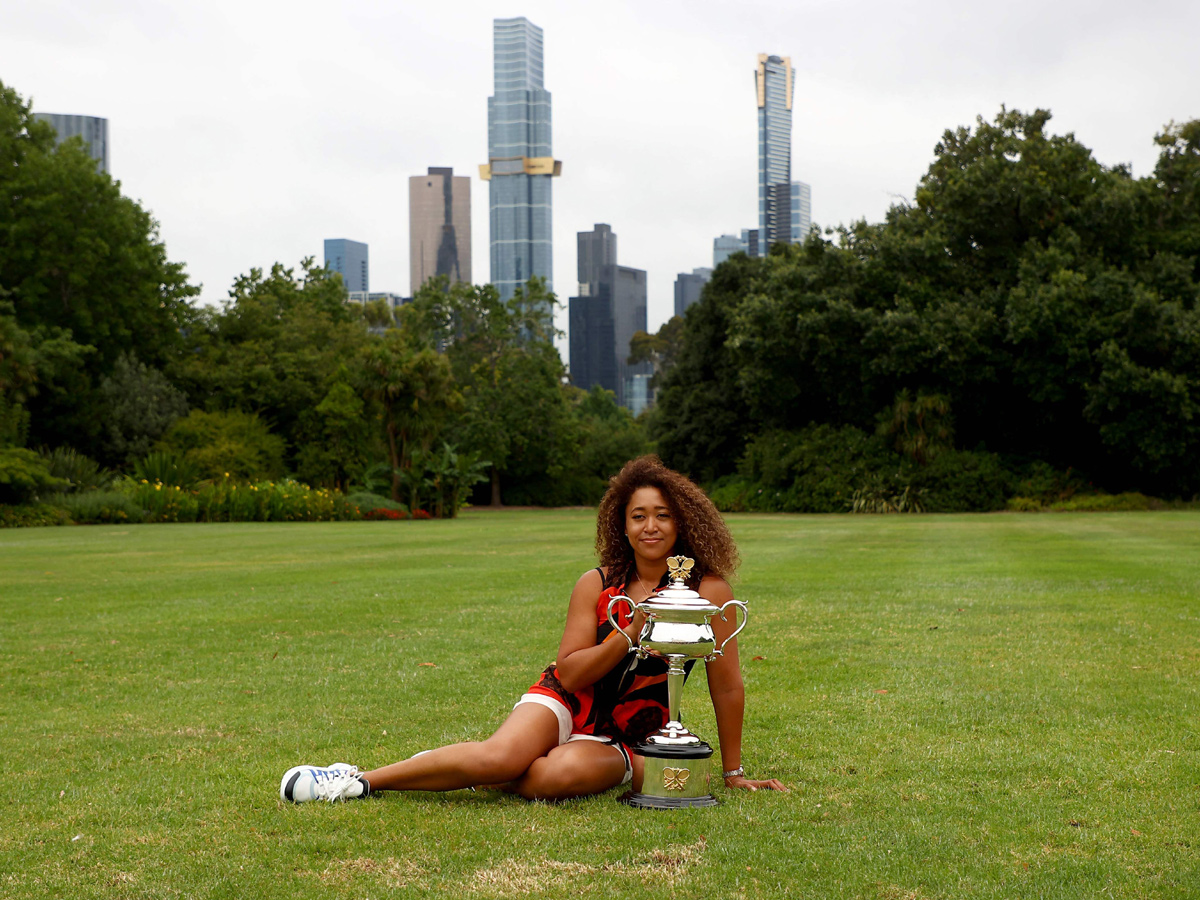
left=577, top=223, right=617, bottom=295
left=756, top=54, right=794, bottom=254
left=791, top=181, right=812, bottom=243
left=409, top=167, right=472, bottom=294
left=324, top=239, right=369, bottom=293
left=568, top=225, right=651, bottom=410
left=713, top=229, right=760, bottom=267
left=33, top=113, right=109, bottom=172
left=713, top=234, right=743, bottom=268
left=674, top=268, right=713, bottom=317
left=481, top=17, right=561, bottom=302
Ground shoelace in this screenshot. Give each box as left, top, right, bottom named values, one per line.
left=314, top=767, right=362, bottom=803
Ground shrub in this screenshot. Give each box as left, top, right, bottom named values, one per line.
left=707, top=476, right=755, bottom=513
left=193, top=478, right=359, bottom=523
left=851, top=484, right=925, bottom=514
left=1048, top=492, right=1155, bottom=512
left=158, top=410, right=286, bottom=481
left=122, top=479, right=201, bottom=523
left=730, top=425, right=905, bottom=513
left=363, top=508, right=407, bottom=520
left=49, top=490, right=146, bottom=524
left=0, top=448, right=68, bottom=504
left=908, top=450, right=1011, bottom=512
left=0, top=503, right=71, bottom=528
left=40, top=447, right=113, bottom=493
left=133, top=450, right=202, bottom=489
left=346, top=491, right=406, bottom=513
left=1010, top=461, right=1089, bottom=504
left=1007, top=496, right=1044, bottom=512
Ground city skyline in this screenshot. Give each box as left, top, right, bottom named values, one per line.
left=6, top=0, right=1197, bottom=339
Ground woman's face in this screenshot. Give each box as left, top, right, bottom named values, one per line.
left=625, top=486, right=678, bottom=565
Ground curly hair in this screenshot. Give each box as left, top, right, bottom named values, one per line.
left=596, top=455, right=740, bottom=589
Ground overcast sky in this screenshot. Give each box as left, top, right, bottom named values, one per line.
left=6, top=0, right=1199, bottom=344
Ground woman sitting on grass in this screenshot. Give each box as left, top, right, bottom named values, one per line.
left=281, top=456, right=786, bottom=802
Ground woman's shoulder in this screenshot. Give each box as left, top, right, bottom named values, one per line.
left=699, top=573, right=733, bottom=601
left=574, top=567, right=606, bottom=592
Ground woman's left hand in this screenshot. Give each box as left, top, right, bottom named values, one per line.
left=725, top=773, right=788, bottom=792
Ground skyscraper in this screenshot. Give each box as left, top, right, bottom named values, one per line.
left=674, top=268, right=713, bottom=317
left=577, top=223, right=617, bottom=295
left=324, top=239, right=369, bottom=293
left=481, top=17, right=561, bottom=302
left=33, top=113, right=109, bottom=172
left=568, top=225, right=651, bottom=410
left=409, top=167, right=472, bottom=295
left=791, top=181, right=812, bottom=244
left=756, top=54, right=794, bottom=254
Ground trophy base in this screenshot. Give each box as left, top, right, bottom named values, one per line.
left=619, top=789, right=719, bottom=809
left=622, top=741, right=718, bottom=809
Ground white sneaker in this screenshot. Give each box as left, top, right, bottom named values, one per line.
left=280, top=763, right=369, bottom=803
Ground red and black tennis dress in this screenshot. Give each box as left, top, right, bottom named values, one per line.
left=526, top=571, right=691, bottom=748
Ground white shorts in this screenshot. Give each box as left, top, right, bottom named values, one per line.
left=514, top=692, right=633, bottom=785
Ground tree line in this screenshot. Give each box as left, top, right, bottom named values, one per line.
left=644, top=108, right=1200, bottom=509
left=4, top=74, right=1198, bottom=517
left=0, top=79, right=644, bottom=516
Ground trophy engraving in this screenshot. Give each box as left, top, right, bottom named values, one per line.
left=606, top=556, right=748, bottom=808
left=663, top=767, right=689, bottom=791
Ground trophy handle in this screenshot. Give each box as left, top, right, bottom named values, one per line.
left=713, top=600, right=748, bottom=657
left=606, top=595, right=636, bottom=653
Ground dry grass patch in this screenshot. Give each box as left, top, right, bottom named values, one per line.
left=316, top=855, right=436, bottom=886
left=467, top=838, right=707, bottom=896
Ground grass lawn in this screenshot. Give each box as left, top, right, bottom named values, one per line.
left=1, top=510, right=1197, bottom=899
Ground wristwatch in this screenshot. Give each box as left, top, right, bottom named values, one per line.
left=722, top=766, right=745, bottom=779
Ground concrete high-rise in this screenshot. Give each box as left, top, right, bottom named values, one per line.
left=481, top=16, right=561, bottom=302
left=324, top=239, right=369, bottom=293
left=756, top=54, right=794, bottom=254
left=674, top=268, right=713, bottom=317
left=409, top=167, right=472, bottom=294
left=33, top=113, right=109, bottom=172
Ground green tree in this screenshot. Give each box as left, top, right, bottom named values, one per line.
left=97, top=353, right=189, bottom=464
left=172, top=259, right=372, bottom=474
left=0, top=80, right=198, bottom=450
left=655, top=108, right=1200, bottom=497
left=295, top=373, right=375, bottom=491
left=628, top=315, right=685, bottom=392
left=358, top=328, right=458, bottom=504
left=158, top=409, right=286, bottom=481
left=407, top=277, right=576, bottom=506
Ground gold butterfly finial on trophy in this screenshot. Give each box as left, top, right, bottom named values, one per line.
left=662, top=766, right=690, bottom=792
left=666, top=556, right=694, bottom=583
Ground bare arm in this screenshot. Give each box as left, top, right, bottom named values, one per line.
left=703, top=576, right=788, bottom=793
left=553, top=569, right=645, bottom=694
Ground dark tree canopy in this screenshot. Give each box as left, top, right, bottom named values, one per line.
left=0, top=80, right=198, bottom=449
left=652, top=109, right=1200, bottom=497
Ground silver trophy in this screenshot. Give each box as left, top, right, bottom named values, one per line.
left=606, top=556, right=747, bottom=808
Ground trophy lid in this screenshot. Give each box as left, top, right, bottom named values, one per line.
left=640, top=556, right=719, bottom=613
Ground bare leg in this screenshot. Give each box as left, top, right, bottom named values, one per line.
left=361, top=703, right=559, bottom=792
left=509, top=740, right=628, bottom=801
